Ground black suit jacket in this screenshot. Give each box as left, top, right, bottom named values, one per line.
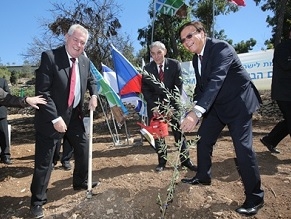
left=271, top=38, right=291, bottom=101
left=142, top=58, right=183, bottom=119
left=0, top=88, right=26, bottom=108
left=193, top=38, right=261, bottom=121
left=34, top=46, right=97, bottom=138
left=0, top=78, right=10, bottom=119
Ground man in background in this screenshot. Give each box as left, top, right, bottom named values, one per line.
left=0, top=78, right=12, bottom=164
left=142, top=41, right=197, bottom=172
left=260, top=27, right=291, bottom=153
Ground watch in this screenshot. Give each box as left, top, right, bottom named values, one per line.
left=193, top=108, right=202, bottom=118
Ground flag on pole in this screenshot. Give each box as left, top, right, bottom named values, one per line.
left=154, top=0, right=188, bottom=17
left=102, top=63, right=147, bottom=117
left=111, top=44, right=142, bottom=95
left=90, top=61, right=128, bottom=115
left=228, top=0, right=246, bottom=6
left=102, top=63, right=119, bottom=93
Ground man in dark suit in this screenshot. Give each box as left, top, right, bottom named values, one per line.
left=179, top=21, right=264, bottom=216
left=142, top=41, right=197, bottom=172
left=30, top=24, right=98, bottom=219
left=260, top=27, right=291, bottom=153
left=0, top=78, right=12, bottom=164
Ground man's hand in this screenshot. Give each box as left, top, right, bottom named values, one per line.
left=180, top=111, right=199, bottom=132
left=53, top=118, right=67, bottom=133
left=88, top=95, right=98, bottom=111
left=25, top=95, right=47, bottom=109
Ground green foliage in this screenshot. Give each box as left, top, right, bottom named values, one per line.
left=10, top=85, right=35, bottom=97
left=253, top=0, right=291, bottom=47
left=24, top=0, right=136, bottom=70
left=138, top=0, right=259, bottom=62
left=0, top=66, right=11, bottom=80
left=10, top=70, right=18, bottom=85
left=233, top=38, right=257, bottom=53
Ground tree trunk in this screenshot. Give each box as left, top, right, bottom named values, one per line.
left=274, top=0, right=288, bottom=47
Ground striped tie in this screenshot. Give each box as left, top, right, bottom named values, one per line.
left=159, top=65, right=164, bottom=82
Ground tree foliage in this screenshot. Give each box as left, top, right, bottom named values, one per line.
left=23, top=0, right=137, bottom=69
left=253, top=0, right=291, bottom=47
left=137, top=0, right=260, bottom=63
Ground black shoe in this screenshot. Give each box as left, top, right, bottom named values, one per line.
left=73, top=181, right=99, bottom=190
left=181, top=176, right=211, bottom=185
left=181, top=160, right=197, bottom=171
left=30, top=205, right=44, bottom=218
left=155, top=165, right=165, bottom=172
left=62, top=162, right=72, bottom=171
left=1, top=157, right=12, bottom=164
left=235, top=200, right=264, bottom=216
left=260, top=137, right=280, bottom=154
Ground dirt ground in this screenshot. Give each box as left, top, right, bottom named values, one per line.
left=1, top=110, right=291, bottom=219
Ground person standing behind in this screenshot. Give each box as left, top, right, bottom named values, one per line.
left=179, top=21, right=264, bottom=216
left=0, top=78, right=12, bottom=164
left=30, top=24, right=98, bottom=219
left=142, top=41, right=197, bottom=172
left=0, top=87, right=47, bottom=108
left=53, top=136, right=74, bottom=170
left=260, top=27, right=291, bottom=154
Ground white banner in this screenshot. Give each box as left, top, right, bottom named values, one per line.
left=181, top=49, right=274, bottom=91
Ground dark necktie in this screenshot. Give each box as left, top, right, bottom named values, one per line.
left=199, top=55, right=203, bottom=62
left=159, top=65, right=164, bottom=82
left=68, top=58, right=76, bottom=107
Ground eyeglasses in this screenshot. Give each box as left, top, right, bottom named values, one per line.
left=180, top=31, right=198, bottom=44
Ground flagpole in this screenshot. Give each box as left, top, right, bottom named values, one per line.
left=151, top=0, right=156, bottom=44
left=212, top=0, right=215, bottom=38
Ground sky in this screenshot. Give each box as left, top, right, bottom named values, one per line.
left=0, top=0, right=272, bottom=66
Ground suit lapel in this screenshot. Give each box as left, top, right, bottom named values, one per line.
left=163, top=58, right=169, bottom=83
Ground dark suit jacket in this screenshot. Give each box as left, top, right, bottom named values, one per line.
left=0, top=88, right=26, bottom=108
left=34, top=46, right=97, bottom=138
left=271, top=39, right=291, bottom=101
left=142, top=58, right=183, bottom=119
left=0, top=78, right=10, bottom=119
left=193, top=38, right=261, bottom=121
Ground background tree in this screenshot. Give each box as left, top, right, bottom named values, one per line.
left=138, top=0, right=260, bottom=63
left=23, top=0, right=136, bottom=69
left=254, top=0, right=291, bottom=47
left=10, top=70, right=18, bottom=85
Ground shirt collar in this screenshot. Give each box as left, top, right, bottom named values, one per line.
left=66, top=52, right=79, bottom=64
left=156, top=60, right=165, bottom=70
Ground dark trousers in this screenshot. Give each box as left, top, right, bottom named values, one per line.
left=155, top=118, right=190, bottom=166
left=196, top=109, right=264, bottom=203
left=0, top=118, right=10, bottom=159
left=30, top=109, right=89, bottom=206
left=263, top=100, right=291, bottom=146
left=53, top=136, right=74, bottom=165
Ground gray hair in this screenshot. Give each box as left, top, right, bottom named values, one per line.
left=67, top=24, right=89, bottom=43
left=149, top=41, right=166, bottom=51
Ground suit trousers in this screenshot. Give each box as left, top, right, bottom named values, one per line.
left=155, top=118, right=189, bottom=166
left=53, top=136, right=74, bottom=165
left=196, top=108, right=264, bottom=203
left=263, top=100, right=291, bottom=146
left=30, top=108, right=88, bottom=206
left=0, top=118, right=10, bottom=159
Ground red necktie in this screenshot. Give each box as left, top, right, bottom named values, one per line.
left=68, top=58, right=76, bottom=107
left=159, top=65, right=164, bottom=82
